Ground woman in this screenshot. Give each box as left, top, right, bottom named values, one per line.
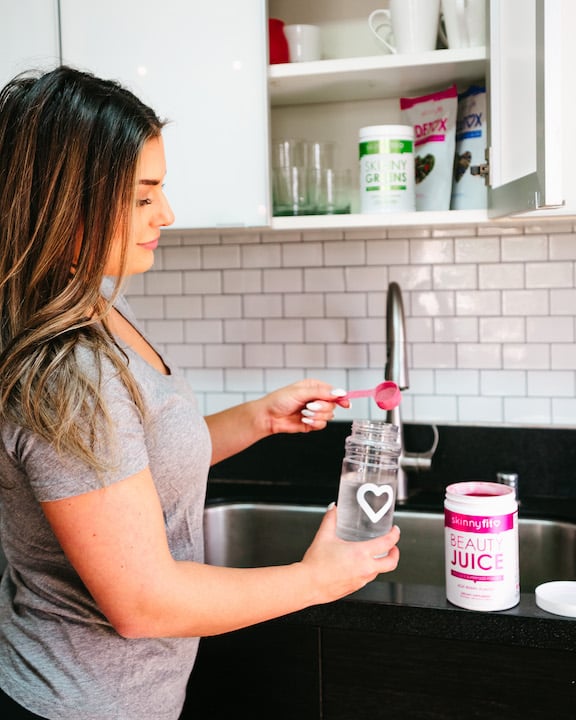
left=0, top=66, right=400, bottom=720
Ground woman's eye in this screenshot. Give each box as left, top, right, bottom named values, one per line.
left=136, top=198, right=152, bottom=207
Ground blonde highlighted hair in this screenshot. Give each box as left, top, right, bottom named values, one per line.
left=0, top=66, right=165, bottom=471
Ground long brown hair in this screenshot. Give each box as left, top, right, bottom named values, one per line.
left=0, top=66, right=165, bottom=472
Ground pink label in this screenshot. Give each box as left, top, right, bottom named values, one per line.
left=415, top=134, right=445, bottom=146
left=445, top=509, right=516, bottom=533
left=451, top=570, right=504, bottom=583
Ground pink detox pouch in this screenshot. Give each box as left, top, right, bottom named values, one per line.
left=400, top=84, right=458, bottom=211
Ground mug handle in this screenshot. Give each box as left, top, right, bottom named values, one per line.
left=368, top=9, right=395, bottom=54
left=439, top=0, right=469, bottom=49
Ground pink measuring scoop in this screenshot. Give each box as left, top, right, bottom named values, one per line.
left=340, top=381, right=401, bottom=410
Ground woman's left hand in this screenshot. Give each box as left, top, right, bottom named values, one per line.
left=261, top=379, right=349, bottom=435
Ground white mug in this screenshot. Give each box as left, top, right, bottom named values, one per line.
left=441, top=0, right=486, bottom=49
left=369, top=0, right=441, bottom=55
left=284, top=24, right=321, bottom=63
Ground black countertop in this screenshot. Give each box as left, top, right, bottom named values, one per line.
left=206, top=487, right=576, bottom=652
left=206, top=422, right=576, bottom=653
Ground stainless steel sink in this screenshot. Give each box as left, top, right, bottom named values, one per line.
left=204, top=502, right=576, bottom=593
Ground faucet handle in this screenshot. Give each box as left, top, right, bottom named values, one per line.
left=401, top=424, right=439, bottom=472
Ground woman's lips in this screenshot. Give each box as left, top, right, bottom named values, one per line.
left=138, top=238, right=159, bottom=251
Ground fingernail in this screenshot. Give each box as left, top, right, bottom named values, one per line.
left=306, top=401, right=322, bottom=411
left=327, top=501, right=336, bottom=510
left=301, top=408, right=315, bottom=418
left=301, top=417, right=315, bottom=426
left=330, top=388, right=347, bottom=397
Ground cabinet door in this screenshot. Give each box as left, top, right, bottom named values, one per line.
left=0, top=0, right=60, bottom=89
left=60, top=0, right=270, bottom=230
left=183, top=622, right=320, bottom=719
left=487, top=0, right=563, bottom=215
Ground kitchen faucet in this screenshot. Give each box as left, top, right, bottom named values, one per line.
left=384, top=282, right=438, bottom=503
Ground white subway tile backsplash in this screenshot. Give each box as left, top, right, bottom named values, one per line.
left=527, top=317, right=574, bottom=343
left=245, top=344, right=284, bottom=367
left=457, top=343, right=501, bottom=369
left=413, top=343, right=456, bottom=368
left=184, top=270, right=222, bottom=295
left=243, top=294, right=283, bottom=318
left=479, top=317, right=525, bottom=343
left=526, top=262, right=573, bottom=288
left=326, top=343, right=367, bottom=369
left=550, top=233, right=576, bottom=259
left=263, top=268, right=303, bottom=293
left=203, top=295, right=242, bottom=318
left=205, top=344, right=243, bottom=367
left=503, top=344, right=550, bottom=370
left=456, top=290, right=500, bottom=316
left=146, top=320, right=184, bottom=343
left=433, top=264, right=477, bottom=289
left=504, top=397, right=551, bottom=425
left=125, top=222, right=576, bottom=429
left=501, top=235, right=547, bottom=261
left=266, top=319, right=304, bottom=343
left=435, top=317, right=478, bottom=342
left=551, top=289, right=576, bottom=315
left=224, top=368, right=265, bottom=392
left=527, top=370, right=575, bottom=397
left=502, top=289, right=548, bottom=316
left=455, top=236, right=500, bottom=263
left=163, top=246, right=201, bottom=270
left=345, top=266, right=388, bottom=292
left=305, top=318, right=345, bottom=343
left=242, top=243, right=282, bottom=268
left=412, top=291, right=455, bottom=317
left=304, top=268, right=346, bottom=292
left=202, top=245, right=241, bottom=269
left=326, top=293, right=367, bottom=318
left=551, top=344, right=576, bottom=370
left=345, top=318, right=383, bottom=344
left=285, top=293, right=325, bottom=318
left=185, top=320, right=223, bottom=343
left=324, top=240, right=366, bottom=266
left=552, top=398, right=576, bottom=425
left=223, top=269, right=262, bottom=294
left=479, top=263, right=524, bottom=289
left=481, top=370, right=526, bottom=396
left=410, top=238, right=454, bottom=264
left=366, top=239, right=409, bottom=265
left=224, top=319, right=262, bottom=343
left=458, top=396, right=503, bottom=425
left=285, top=343, right=326, bottom=367
left=282, top=242, right=323, bottom=268
left=436, top=369, right=479, bottom=395
left=165, top=295, right=203, bottom=319
left=389, top=265, right=432, bottom=290
left=145, top=271, right=183, bottom=295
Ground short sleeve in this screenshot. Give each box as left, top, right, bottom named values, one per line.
left=9, top=356, right=150, bottom=502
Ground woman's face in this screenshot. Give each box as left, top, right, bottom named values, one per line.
left=104, top=135, right=175, bottom=277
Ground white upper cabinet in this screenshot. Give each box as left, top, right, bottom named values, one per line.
left=487, top=0, right=564, bottom=216
left=2, top=0, right=572, bottom=229
left=59, top=0, right=271, bottom=230
left=268, top=0, right=573, bottom=228
left=0, top=0, right=60, bottom=88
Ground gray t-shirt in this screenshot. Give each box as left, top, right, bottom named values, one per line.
left=0, top=292, right=212, bottom=719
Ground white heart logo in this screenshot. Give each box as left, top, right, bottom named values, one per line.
left=356, top=483, right=394, bottom=524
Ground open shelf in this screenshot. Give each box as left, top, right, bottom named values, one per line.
left=269, top=47, right=487, bottom=105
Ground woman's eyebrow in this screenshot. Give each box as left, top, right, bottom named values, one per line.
left=138, top=178, right=161, bottom=186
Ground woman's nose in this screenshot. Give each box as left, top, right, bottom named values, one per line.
left=158, top=193, right=175, bottom=227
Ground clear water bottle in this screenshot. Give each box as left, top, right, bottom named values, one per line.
left=335, top=420, right=401, bottom=541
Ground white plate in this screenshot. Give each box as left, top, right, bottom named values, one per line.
left=535, top=582, right=576, bottom=618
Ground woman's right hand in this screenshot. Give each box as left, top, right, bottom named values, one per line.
left=299, top=503, right=400, bottom=604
